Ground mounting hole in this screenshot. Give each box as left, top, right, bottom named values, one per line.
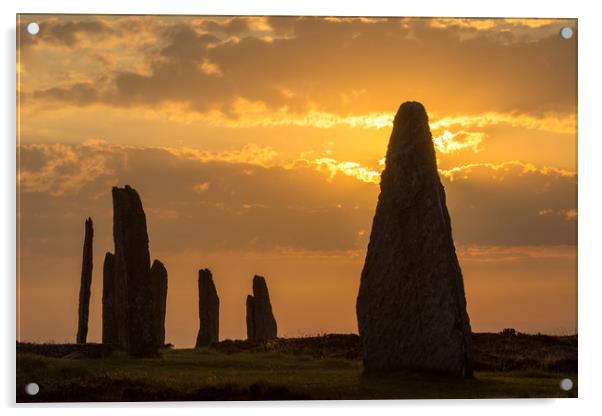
left=26, top=22, right=40, bottom=35
left=560, top=378, right=573, bottom=391
left=25, top=382, right=39, bottom=396
left=560, top=26, right=573, bottom=40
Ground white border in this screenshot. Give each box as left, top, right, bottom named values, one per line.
left=2, top=0, right=601, bottom=414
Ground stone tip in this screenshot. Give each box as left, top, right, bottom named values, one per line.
left=199, top=269, right=213, bottom=281
left=112, top=184, right=135, bottom=192
left=253, top=274, right=266, bottom=282
left=151, top=259, right=165, bottom=269
left=393, top=101, right=428, bottom=125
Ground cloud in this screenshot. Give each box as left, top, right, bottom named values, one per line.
left=19, top=15, right=165, bottom=50
left=33, top=82, right=100, bottom=105
left=163, top=143, right=279, bottom=167
left=457, top=244, right=576, bottom=263
left=304, top=157, right=381, bottom=184
left=19, top=17, right=113, bottom=50
left=430, top=112, right=576, bottom=135
left=440, top=161, right=576, bottom=245
left=193, top=182, right=210, bottom=193
left=18, top=142, right=576, bottom=252
left=22, top=16, right=577, bottom=118
left=428, top=18, right=560, bottom=33
left=18, top=142, right=379, bottom=255
left=562, top=208, right=577, bottom=220
left=35, top=19, right=112, bottom=47
left=439, top=160, right=576, bottom=181
left=429, top=18, right=498, bottom=31
left=18, top=141, right=118, bottom=196
left=297, top=157, right=577, bottom=188
left=192, top=16, right=275, bottom=38
left=432, top=130, right=485, bottom=154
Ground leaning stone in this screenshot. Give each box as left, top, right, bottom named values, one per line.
left=76, top=217, right=93, bottom=344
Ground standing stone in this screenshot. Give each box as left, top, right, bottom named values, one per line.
left=356, top=102, right=473, bottom=377
left=196, top=269, right=219, bottom=347
left=245, top=295, right=255, bottom=340
left=101, top=252, right=117, bottom=345
left=150, top=259, right=168, bottom=349
left=76, top=217, right=94, bottom=344
left=247, top=275, right=277, bottom=341
left=112, top=185, right=155, bottom=357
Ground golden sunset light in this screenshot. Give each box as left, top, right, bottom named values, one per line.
left=17, top=14, right=577, bottom=350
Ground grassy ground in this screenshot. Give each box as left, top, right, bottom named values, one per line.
left=17, top=348, right=577, bottom=402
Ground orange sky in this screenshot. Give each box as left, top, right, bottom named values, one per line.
left=17, top=15, right=577, bottom=347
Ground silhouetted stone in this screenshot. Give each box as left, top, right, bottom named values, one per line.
left=196, top=268, right=219, bottom=347
left=356, top=102, right=473, bottom=377
left=101, top=252, right=117, bottom=345
left=247, top=275, right=277, bottom=341
left=76, top=217, right=94, bottom=344
left=112, top=185, right=156, bottom=357
left=150, top=259, right=168, bottom=349
left=246, top=295, right=255, bottom=340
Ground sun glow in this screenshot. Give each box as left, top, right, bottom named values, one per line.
left=432, top=129, right=484, bottom=153
left=311, top=158, right=381, bottom=184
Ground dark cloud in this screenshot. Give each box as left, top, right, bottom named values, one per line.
left=33, top=82, right=100, bottom=105
left=443, top=163, right=577, bottom=245
left=24, top=16, right=576, bottom=117
left=18, top=143, right=576, bottom=261
left=20, top=18, right=113, bottom=49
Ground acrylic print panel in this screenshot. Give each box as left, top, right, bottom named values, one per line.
left=16, top=14, right=577, bottom=402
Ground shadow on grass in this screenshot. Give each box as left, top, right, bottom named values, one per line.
left=357, top=369, right=577, bottom=400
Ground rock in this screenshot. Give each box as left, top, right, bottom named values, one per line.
left=196, top=269, right=219, bottom=347
left=150, top=259, right=168, bottom=349
left=101, top=252, right=117, bottom=344
left=111, top=185, right=156, bottom=357
left=245, top=295, right=255, bottom=340
left=247, top=275, right=277, bottom=341
left=356, top=102, right=473, bottom=377
left=76, top=217, right=93, bottom=344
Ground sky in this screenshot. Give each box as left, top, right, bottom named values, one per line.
left=17, top=15, right=577, bottom=347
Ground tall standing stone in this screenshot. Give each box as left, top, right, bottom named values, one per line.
left=102, top=251, right=117, bottom=345
left=76, top=217, right=94, bottom=344
left=112, top=185, right=155, bottom=357
left=356, top=102, right=473, bottom=378
left=246, top=275, right=277, bottom=341
left=150, top=259, right=168, bottom=349
left=196, top=268, right=219, bottom=347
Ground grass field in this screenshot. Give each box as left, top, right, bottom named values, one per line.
left=16, top=347, right=577, bottom=402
